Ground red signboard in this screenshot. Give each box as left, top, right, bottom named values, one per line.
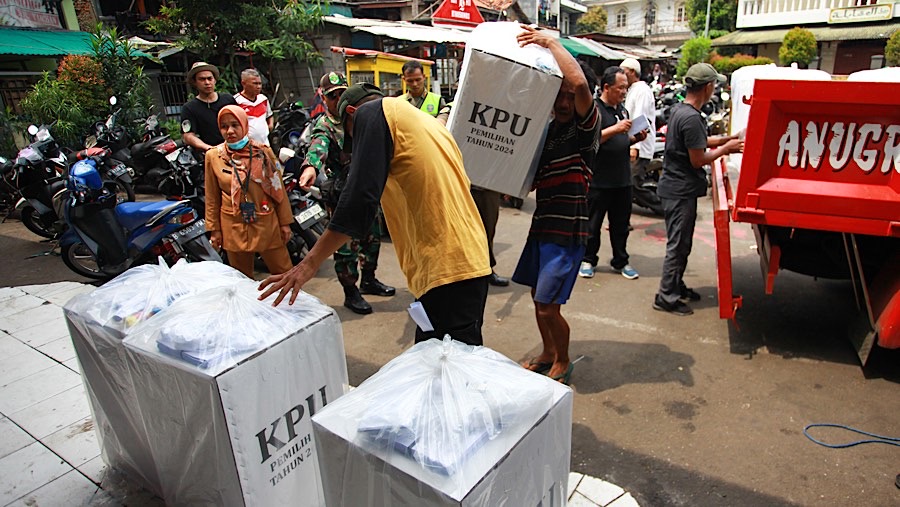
left=433, top=0, right=485, bottom=28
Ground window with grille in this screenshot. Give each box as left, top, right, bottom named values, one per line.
left=616, top=8, right=627, bottom=28
left=675, top=3, right=686, bottom=23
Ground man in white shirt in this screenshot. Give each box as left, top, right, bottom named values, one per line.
left=620, top=58, right=656, bottom=178
left=234, top=68, right=274, bottom=145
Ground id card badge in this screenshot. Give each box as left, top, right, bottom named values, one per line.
left=239, top=201, right=257, bottom=223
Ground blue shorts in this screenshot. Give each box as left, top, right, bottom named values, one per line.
left=512, top=240, right=585, bottom=305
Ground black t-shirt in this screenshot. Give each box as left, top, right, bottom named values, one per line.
left=181, top=94, right=238, bottom=146
left=591, top=98, right=631, bottom=189
left=658, top=102, right=708, bottom=199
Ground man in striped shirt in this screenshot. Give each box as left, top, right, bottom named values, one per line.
left=511, top=25, right=599, bottom=386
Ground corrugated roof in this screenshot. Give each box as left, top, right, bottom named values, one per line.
left=0, top=28, right=94, bottom=56
left=324, top=15, right=470, bottom=43
left=712, top=21, right=900, bottom=46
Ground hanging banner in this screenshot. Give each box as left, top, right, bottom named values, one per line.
left=0, top=0, right=63, bottom=29
left=433, top=0, right=485, bottom=29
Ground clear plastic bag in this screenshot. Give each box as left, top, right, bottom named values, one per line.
left=315, top=337, right=556, bottom=483
left=123, top=280, right=321, bottom=375
left=65, top=258, right=247, bottom=332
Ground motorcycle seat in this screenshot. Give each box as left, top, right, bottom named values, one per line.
left=131, top=135, right=170, bottom=156
left=116, top=200, right=189, bottom=231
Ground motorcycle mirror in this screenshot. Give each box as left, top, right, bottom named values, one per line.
left=27, top=125, right=38, bottom=136
left=109, top=96, right=117, bottom=106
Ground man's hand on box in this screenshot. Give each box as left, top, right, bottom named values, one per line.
left=517, top=24, right=555, bottom=49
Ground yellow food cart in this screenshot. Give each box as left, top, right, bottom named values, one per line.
left=330, top=46, right=433, bottom=97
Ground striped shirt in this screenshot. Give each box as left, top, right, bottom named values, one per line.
left=528, top=103, right=600, bottom=246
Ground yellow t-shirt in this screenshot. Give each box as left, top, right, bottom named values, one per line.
left=380, top=98, right=491, bottom=297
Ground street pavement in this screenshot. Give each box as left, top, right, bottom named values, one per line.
left=0, top=246, right=637, bottom=504
left=0, top=191, right=898, bottom=506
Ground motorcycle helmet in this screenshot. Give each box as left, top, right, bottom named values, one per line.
left=69, top=159, right=103, bottom=191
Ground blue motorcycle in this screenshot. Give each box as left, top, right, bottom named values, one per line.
left=59, top=157, right=221, bottom=279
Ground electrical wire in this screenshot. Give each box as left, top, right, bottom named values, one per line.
left=803, top=423, right=900, bottom=449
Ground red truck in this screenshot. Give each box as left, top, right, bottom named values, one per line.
left=713, top=79, right=900, bottom=364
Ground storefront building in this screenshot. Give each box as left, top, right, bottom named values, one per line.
left=712, top=0, right=900, bottom=74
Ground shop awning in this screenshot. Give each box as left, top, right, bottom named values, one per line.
left=0, top=27, right=153, bottom=58
left=567, top=37, right=673, bottom=61
left=324, top=16, right=470, bottom=43
left=712, top=21, right=900, bottom=46
left=0, top=28, right=95, bottom=56
left=560, top=37, right=601, bottom=58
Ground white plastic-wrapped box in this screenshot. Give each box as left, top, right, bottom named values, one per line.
left=446, top=22, right=562, bottom=198
left=64, top=263, right=348, bottom=506
left=63, top=260, right=248, bottom=492
left=312, top=337, right=573, bottom=507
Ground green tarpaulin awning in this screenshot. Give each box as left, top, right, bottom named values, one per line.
left=560, top=37, right=601, bottom=58
left=0, top=28, right=96, bottom=56
left=0, top=28, right=152, bottom=58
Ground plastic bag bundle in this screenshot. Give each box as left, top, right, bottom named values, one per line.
left=323, top=337, right=554, bottom=476
left=65, top=258, right=247, bottom=331
left=124, top=281, right=305, bottom=375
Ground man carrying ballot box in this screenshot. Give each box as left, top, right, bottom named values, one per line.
left=511, top=25, right=600, bottom=386
left=259, top=83, right=492, bottom=346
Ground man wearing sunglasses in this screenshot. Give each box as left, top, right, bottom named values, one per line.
left=298, top=71, right=395, bottom=315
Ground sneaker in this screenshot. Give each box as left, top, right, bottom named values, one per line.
left=578, top=261, right=594, bottom=278
left=679, top=287, right=701, bottom=303
left=614, top=264, right=639, bottom=280
left=652, top=296, right=693, bottom=316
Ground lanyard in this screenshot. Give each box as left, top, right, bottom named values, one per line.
left=230, top=144, right=253, bottom=201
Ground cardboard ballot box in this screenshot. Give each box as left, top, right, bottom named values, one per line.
left=65, top=268, right=348, bottom=507
left=447, top=22, right=562, bottom=198
left=311, top=339, right=573, bottom=507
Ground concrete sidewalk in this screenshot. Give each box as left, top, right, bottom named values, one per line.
left=0, top=281, right=640, bottom=506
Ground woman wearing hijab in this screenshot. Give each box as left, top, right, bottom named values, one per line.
left=205, top=105, right=293, bottom=278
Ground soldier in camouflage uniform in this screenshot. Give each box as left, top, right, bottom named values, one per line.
left=299, top=72, right=395, bottom=314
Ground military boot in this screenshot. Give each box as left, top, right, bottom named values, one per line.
left=343, top=285, right=373, bottom=314
left=360, top=272, right=396, bottom=297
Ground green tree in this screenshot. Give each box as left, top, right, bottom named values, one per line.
left=885, top=31, right=900, bottom=67
left=686, top=0, right=737, bottom=36
left=145, top=0, right=325, bottom=83
left=779, top=27, right=817, bottom=67
left=676, top=37, right=712, bottom=77
left=20, top=25, right=152, bottom=149
left=576, top=6, right=607, bottom=34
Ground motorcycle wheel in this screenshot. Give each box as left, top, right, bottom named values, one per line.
left=109, top=179, right=136, bottom=204
left=21, top=206, right=56, bottom=239
left=61, top=241, right=107, bottom=279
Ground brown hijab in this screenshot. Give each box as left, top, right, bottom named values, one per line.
left=216, top=105, right=284, bottom=204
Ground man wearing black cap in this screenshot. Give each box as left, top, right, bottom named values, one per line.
left=653, top=63, right=743, bottom=316
left=181, top=61, right=237, bottom=152
left=260, top=83, right=492, bottom=346
left=298, top=71, right=395, bottom=315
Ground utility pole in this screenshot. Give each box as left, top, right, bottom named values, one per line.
left=704, top=0, right=711, bottom=38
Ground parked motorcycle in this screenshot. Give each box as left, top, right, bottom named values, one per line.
left=87, top=97, right=177, bottom=192
left=631, top=129, right=665, bottom=216
left=278, top=148, right=327, bottom=264
left=157, top=144, right=205, bottom=214
left=59, top=157, right=220, bottom=279
left=8, top=124, right=70, bottom=238
left=270, top=100, right=310, bottom=154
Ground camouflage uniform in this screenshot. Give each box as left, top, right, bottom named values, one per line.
left=303, top=112, right=383, bottom=287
